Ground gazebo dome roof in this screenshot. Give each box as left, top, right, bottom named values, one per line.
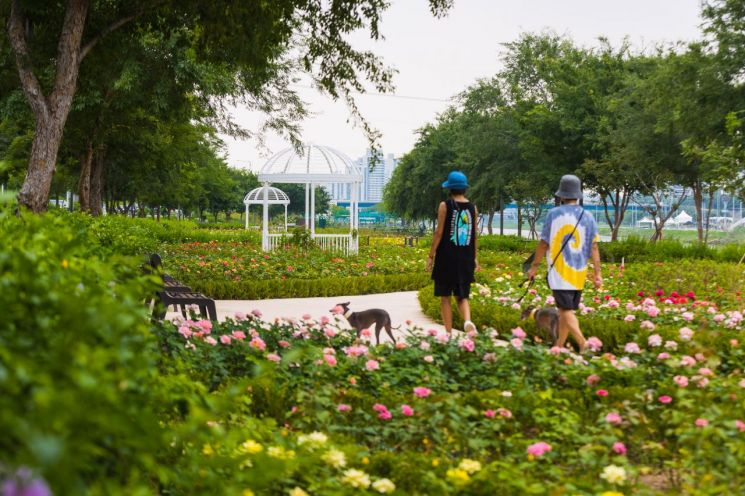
left=258, top=144, right=362, bottom=184
left=243, top=186, right=290, bottom=205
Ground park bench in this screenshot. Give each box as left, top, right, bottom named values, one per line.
left=404, top=236, right=419, bottom=247
left=145, top=253, right=217, bottom=321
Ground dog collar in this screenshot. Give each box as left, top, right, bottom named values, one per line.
left=529, top=308, right=538, bottom=319
left=344, top=310, right=353, bottom=319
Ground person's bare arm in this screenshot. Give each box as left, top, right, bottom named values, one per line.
left=527, top=240, right=549, bottom=281
left=427, top=202, right=447, bottom=271
left=591, top=241, right=602, bottom=288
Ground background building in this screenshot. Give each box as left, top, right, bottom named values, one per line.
left=327, top=150, right=398, bottom=204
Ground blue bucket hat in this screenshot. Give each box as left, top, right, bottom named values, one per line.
left=442, top=171, right=469, bottom=189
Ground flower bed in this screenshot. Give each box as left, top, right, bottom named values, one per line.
left=154, top=312, right=745, bottom=494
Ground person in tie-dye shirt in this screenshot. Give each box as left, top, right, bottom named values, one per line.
left=527, top=175, right=603, bottom=352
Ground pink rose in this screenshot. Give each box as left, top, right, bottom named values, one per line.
left=324, top=354, right=337, bottom=366
left=526, top=441, right=552, bottom=457
left=713, top=313, right=726, bottom=323
left=586, top=374, right=601, bottom=386
left=658, top=395, right=672, bottom=404
left=739, top=379, right=745, bottom=388
left=484, top=409, right=496, bottom=418
left=624, top=314, right=636, bottom=322
left=586, top=337, right=603, bottom=352
left=267, top=353, right=281, bottom=362
left=302, top=313, right=312, bottom=320
left=640, top=320, right=656, bottom=330
left=413, top=387, right=432, bottom=398
left=220, top=335, right=232, bottom=344
left=338, top=404, right=351, bottom=412
left=646, top=306, right=660, bottom=318
left=401, top=404, right=414, bottom=416
left=320, top=315, right=330, bottom=325
left=679, top=326, right=694, bottom=341
left=324, top=327, right=338, bottom=338
left=681, top=312, right=695, bottom=322
left=460, top=338, right=475, bottom=352
left=196, top=320, right=213, bottom=332
left=234, top=312, right=247, bottom=320
left=696, top=377, right=709, bottom=388
left=624, top=342, right=641, bottom=354
left=664, top=340, right=678, bottom=350
left=395, top=342, right=407, bottom=349
left=231, top=330, right=246, bottom=341
left=204, top=336, right=217, bottom=346
left=278, top=340, right=290, bottom=348
left=612, top=442, right=627, bottom=455
left=251, top=309, right=262, bottom=317
left=365, top=359, right=379, bottom=371
left=435, top=331, right=449, bottom=344
left=360, top=328, right=372, bottom=338
left=497, top=407, right=513, bottom=418
left=647, top=334, right=662, bottom=347
left=695, top=418, right=709, bottom=427
left=597, top=389, right=609, bottom=397
left=673, top=375, right=689, bottom=387
left=681, top=355, right=697, bottom=367
left=423, top=355, right=434, bottom=363
left=420, top=341, right=431, bottom=350
left=378, top=410, right=392, bottom=420
left=605, top=412, right=622, bottom=424
left=178, top=326, right=193, bottom=339
left=511, top=327, right=527, bottom=339
left=657, top=352, right=671, bottom=361
left=736, top=420, right=745, bottom=432
left=698, top=367, right=713, bottom=377
left=510, top=338, right=523, bottom=349
left=249, top=337, right=266, bottom=351
left=545, top=296, right=555, bottom=305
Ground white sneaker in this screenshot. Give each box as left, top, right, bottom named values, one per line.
left=464, top=320, right=477, bottom=333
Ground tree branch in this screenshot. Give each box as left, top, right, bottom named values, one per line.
left=79, top=11, right=139, bottom=61
left=7, top=0, right=49, bottom=119
left=49, top=0, right=90, bottom=117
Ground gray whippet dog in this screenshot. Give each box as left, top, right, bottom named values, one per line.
left=332, top=302, right=397, bottom=345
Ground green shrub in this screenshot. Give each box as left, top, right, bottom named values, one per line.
left=190, top=273, right=432, bottom=299
left=0, top=208, right=164, bottom=493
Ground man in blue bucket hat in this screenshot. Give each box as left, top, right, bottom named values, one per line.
left=427, top=171, right=480, bottom=334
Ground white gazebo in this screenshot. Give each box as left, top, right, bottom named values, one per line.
left=243, top=186, right=290, bottom=231
left=257, top=144, right=362, bottom=254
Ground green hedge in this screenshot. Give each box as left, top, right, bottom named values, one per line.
left=188, top=272, right=433, bottom=299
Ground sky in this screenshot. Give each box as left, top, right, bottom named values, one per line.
left=223, top=0, right=704, bottom=172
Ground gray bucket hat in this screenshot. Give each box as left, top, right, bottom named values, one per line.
left=555, top=174, right=582, bottom=200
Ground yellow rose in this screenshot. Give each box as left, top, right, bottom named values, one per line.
left=458, top=459, right=482, bottom=474
left=288, top=488, right=309, bottom=496
left=446, top=468, right=470, bottom=484
left=371, top=478, right=396, bottom=494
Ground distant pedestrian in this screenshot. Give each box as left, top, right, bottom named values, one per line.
left=427, top=171, right=480, bottom=334
left=527, top=175, right=602, bottom=351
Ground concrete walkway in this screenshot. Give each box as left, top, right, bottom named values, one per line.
left=167, top=291, right=445, bottom=340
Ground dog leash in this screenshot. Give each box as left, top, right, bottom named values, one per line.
left=515, top=278, right=534, bottom=303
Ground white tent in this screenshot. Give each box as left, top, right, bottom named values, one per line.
left=637, top=217, right=656, bottom=228
left=672, top=210, right=693, bottom=225
left=257, top=144, right=362, bottom=255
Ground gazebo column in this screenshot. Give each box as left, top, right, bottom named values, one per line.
left=245, top=204, right=249, bottom=230
left=310, top=182, right=316, bottom=236
left=262, top=182, right=270, bottom=251
left=284, top=205, right=288, bottom=232
left=304, top=183, right=310, bottom=230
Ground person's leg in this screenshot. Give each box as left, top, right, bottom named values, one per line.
left=440, top=296, right=453, bottom=332
left=457, top=297, right=470, bottom=321
left=558, top=309, right=586, bottom=350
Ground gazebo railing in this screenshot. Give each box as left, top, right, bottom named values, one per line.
left=314, top=234, right=353, bottom=255
left=263, top=233, right=356, bottom=255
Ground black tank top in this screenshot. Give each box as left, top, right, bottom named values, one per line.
left=432, top=200, right=477, bottom=284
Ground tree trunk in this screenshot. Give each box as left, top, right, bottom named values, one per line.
left=693, top=180, right=704, bottom=243
left=89, top=145, right=105, bottom=216
left=517, top=203, right=522, bottom=238
left=704, top=188, right=715, bottom=244
left=78, top=140, right=94, bottom=212
left=9, top=0, right=91, bottom=213
left=487, top=208, right=494, bottom=235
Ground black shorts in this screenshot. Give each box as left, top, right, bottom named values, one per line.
left=552, top=290, right=582, bottom=310
left=434, top=281, right=471, bottom=299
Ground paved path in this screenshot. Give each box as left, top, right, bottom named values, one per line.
left=167, top=291, right=445, bottom=341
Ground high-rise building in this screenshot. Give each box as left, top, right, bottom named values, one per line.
left=326, top=150, right=399, bottom=204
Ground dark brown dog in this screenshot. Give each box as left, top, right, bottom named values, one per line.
left=520, top=305, right=559, bottom=346
left=332, top=302, right=397, bottom=345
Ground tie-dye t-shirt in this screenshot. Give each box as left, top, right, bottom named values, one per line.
left=540, top=205, right=599, bottom=291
